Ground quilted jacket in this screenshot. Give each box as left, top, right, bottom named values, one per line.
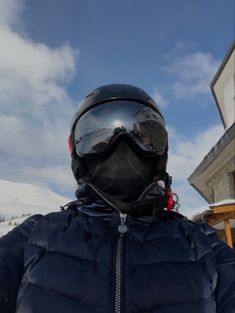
left=0, top=183, right=235, bottom=313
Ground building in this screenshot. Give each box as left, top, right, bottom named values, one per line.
left=188, top=42, right=235, bottom=248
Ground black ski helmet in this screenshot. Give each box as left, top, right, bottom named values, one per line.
left=69, top=84, right=168, bottom=183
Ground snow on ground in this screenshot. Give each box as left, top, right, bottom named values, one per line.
left=0, top=215, right=31, bottom=237
left=0, top=179, right=72, bottom=236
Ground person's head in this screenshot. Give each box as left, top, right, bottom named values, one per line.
left=68, top=84, right=168, bottom=201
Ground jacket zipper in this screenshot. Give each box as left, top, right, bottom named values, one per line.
left=115, top=213, right=128, bottom=313
left=137, top=181, right=158, bottom=201
left=87, top=184, right=128, bottom=312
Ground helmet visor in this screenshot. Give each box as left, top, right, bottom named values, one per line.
left=74, top=101, right=167, bottom=157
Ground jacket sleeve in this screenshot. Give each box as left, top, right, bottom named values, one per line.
left=0, top=214, right=42, bottom=313
left=201, top=223, right=235, bottom=313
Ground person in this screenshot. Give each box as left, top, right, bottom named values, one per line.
left=0, top=84, right=234, bottom=313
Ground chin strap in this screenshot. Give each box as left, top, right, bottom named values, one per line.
left=160, top=172, right=176, bottom=212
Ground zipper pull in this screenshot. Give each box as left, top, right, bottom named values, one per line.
left=118, top=213, right=128, bottom=234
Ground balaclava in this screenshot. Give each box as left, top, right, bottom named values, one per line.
left=83, top=140, right=155, bottom=202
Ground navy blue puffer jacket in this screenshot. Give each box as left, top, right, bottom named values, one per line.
left=0, top=183, right=235, bottom=313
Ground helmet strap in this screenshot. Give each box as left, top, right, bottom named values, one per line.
left=160, top=172, right=175, bottom=211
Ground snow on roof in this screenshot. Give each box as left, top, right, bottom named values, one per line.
left=192, top=199, right=235, bottom=229
left=190, top=205, right=211, bottom=220
left=210, top=199, right=235, bottom=207
left=192, top=199, right=235, bottom=220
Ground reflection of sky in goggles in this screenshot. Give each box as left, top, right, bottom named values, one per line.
left=74, top=101, right=168, bottom=157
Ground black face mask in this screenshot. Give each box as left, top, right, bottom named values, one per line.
left=83, top=141, right=155, bottom=202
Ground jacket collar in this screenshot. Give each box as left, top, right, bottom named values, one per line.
left=75, top=181, right=164, bottom=204
left=74, top=182, right=167, bottom=222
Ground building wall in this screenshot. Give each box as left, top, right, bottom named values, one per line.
left=207, top=156, right=235, bottom=202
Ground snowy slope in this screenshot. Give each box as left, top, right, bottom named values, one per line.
left=0, top=179, right=72, bottom=236
left=0, top=215, right=31, bottom=237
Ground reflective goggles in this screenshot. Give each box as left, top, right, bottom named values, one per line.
left=73, top=101, right=168, bottom=157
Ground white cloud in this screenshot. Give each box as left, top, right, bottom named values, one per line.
left=0, top=161, right=76, bottom=194
left=163, top=51, right=220, bottom=101
left=171, top=183, right=207, bottom=219
left=0, top=0, right=23, bottom=28
left=151, top=88, right=169, bottom=108
left=0, top=26, right=77, bottom=108
left=0, top=0, right=78, bottom=195
left=167, top=124, right=224, bottom=217
left=163, top=41, right=196, bottom=61
left=168, top=124, right=224, bottom=181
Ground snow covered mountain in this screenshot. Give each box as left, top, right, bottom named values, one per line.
left=0, top=179, right=72, bottom=236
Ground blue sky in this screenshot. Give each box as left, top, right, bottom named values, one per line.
left=0, top=0, right=234, bottom=216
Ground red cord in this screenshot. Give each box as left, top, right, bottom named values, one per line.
left=167, top=192, right=175, bottom=211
